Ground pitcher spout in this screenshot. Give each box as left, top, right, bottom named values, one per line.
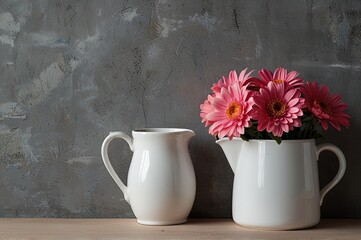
left=180, top=129, right=196, bottom=142
left=216, top=138, right=244, bottom=174
left=186, top=129, right=196, bottom=139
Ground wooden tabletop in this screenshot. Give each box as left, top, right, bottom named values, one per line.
left=0, top=218, right=360, bottom=239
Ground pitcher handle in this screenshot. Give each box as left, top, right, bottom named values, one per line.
left=316, top=143, right=346, bottom=206
left=101, top=131, right=134, bottom=204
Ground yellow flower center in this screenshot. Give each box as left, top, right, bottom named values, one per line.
left=226, top=101, right=243, bottom=120
left=267, top=98, right=287, bottom=117
left=272, top=79, right=284, bottom=84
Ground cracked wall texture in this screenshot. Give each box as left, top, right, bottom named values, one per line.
left=0, top=0, right=360, bottom=218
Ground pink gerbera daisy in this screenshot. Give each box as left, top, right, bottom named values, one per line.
left=205, top=83, right=254, bottom=139
left=255, top=67, right=304, bottom=88
left=211, top=68, right=255, bottom=94
left=200, top=94, right=215, bottom=127
left=302, top=81, right=350, bottom=131
left=252, top=82, right=305, bottom=137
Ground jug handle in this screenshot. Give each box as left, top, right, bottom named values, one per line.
left=101, top=132, right=134, bottom=204
left=316, top=143, right=346, bottom=206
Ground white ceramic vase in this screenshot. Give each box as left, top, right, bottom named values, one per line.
left=217, top=138, right=346, bottom=230
left=101, top=128, right=196, bottom=225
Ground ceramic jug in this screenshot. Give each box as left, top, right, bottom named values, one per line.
left=101, top=128, right=196, bottom=225
left=217, top=138, right=346, bottom=230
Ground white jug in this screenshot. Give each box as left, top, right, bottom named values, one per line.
left=101, top=128, right=196, bottom=225
left=217, top=138, right=346, bottom=230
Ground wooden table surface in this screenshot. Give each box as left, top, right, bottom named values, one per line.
left=0, top=218, right=360, bottom=239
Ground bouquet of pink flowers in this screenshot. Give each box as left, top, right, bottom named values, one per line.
left=200, top=67, right=350, bottom=143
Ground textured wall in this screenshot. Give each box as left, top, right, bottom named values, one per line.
left=0, top=0, right=360, bottom=218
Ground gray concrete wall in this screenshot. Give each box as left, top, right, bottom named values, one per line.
left=0, top=0, right=360, bottom=218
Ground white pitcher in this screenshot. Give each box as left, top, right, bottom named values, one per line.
left=217, top=138, right=346, bottom=230
left=101, top=128, right=196, bottom=225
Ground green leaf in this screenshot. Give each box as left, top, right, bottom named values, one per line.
left=268, top=133, right=282, bottom=144
left=274, top=136, right=282, bottom=144
left=240, top=135, right=249, bottom=141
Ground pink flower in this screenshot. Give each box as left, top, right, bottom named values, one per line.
left=252, top=82, right=305, bottom=137
left=205, top=83, right=254, bottom=139
left=302, top=81, right=350, bottom=131
left=211, top=68, right=255, bottom=94
left=255, top=67, right=304, bottom=88
left=200, top=94, right=215, bottom=127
